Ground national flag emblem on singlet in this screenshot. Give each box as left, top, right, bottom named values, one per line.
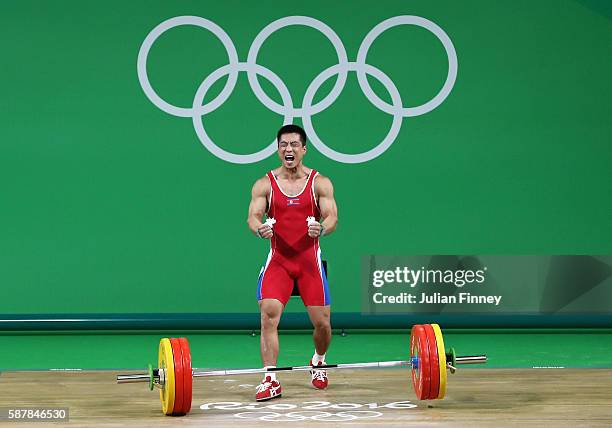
left=287, top=197, right=300, bottom=206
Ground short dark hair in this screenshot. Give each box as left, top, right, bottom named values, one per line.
left=277, top=124, right=307, bottom=146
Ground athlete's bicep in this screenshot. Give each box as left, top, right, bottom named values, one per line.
left=317, top=177, right=338, bottom=220
left=248, top=178, right=269, bottom=221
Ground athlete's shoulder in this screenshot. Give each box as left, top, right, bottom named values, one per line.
left=255, top=173, right=272, bottom=185
left=313, top=172, right=333, bottom=195
left=313, top=171, right=332, bottom=185
left=252, top=174, right=271, bottom=195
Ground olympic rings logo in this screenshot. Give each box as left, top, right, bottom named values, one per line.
left=234, top=410, right=383, bottom=422
left=137, top=16, right=458, bottom=164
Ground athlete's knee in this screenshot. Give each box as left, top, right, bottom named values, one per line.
left=312, top=315, right=331, bottom=332
left=260, top=301, right=282, bottom=330
left=261, top=312, right=280, bottom=330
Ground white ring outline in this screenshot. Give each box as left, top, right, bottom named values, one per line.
left=356, top=15, right=458, bottom=117
left=246, top=16, right=349, bottom=117
left=191, top=63, right=294, bottom=164
left=137, top=16, right=239, bottom=117
left=302, top=62, right=403, bottom=164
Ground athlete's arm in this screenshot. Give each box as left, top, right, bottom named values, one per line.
left=247, top=176, right=273, bottom=239
left=312, top=175, right=338, bottom=237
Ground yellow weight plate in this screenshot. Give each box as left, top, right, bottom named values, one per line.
left=158, top=338, right=175, bottom=415
left=431, top=324, right=447, bottom=399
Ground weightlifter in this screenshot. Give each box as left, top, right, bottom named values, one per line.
left=247, top=124, right=339, bottom=401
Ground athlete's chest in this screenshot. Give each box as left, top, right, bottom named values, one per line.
left=275, top=177, right=310, bottom=197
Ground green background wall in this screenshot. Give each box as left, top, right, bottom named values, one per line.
left=1, top=1, right=610, bottom=325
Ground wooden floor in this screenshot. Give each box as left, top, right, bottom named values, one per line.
left=1, top=369, right=611, bottom=427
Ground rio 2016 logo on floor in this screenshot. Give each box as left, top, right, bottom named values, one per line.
left=199, top=400, right=417, bottom=421
left=138, top=16, right=457, bottom=164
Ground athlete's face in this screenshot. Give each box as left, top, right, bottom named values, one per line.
left=278, top=132, right=306, bottom=168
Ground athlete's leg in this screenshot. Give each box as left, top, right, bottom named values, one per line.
left=259, top=298, right=285, bottom=367
left=306, top=305, right=331, bottom=389
left=306, top=305, right=331, bottom=355
left=257, top=254, right=293, bottom=367
left=295, top=251, right=332, bottom=389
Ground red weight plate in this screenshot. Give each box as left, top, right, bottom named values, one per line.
left=178, top=337, right=193, bottom=414
left=169, top=338, right=185, bottom=415
left=423, top=324, right=440, bottom=400
left=410, top=325, right=420, bottom=398
left=410, top=324, right=431, bottom=400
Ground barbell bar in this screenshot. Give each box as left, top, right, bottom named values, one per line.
left=116, top=323, right=486, bottom=415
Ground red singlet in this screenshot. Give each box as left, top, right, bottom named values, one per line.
left=256, top=169, right=330, bottom=306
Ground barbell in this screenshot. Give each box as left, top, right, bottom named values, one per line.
left=116, top=323, right=486, bottom=416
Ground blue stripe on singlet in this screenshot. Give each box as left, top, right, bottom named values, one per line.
left=256, top=268, right=264, bottom=300
left=319, top=253, right=331, bottom=305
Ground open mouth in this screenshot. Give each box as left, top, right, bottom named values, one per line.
left=285, top=155, right=295, bottom=162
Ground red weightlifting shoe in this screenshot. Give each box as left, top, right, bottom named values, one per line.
left=310, top=360, right=329, bottom=390
left=255, top=376, right=282, bottom=401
